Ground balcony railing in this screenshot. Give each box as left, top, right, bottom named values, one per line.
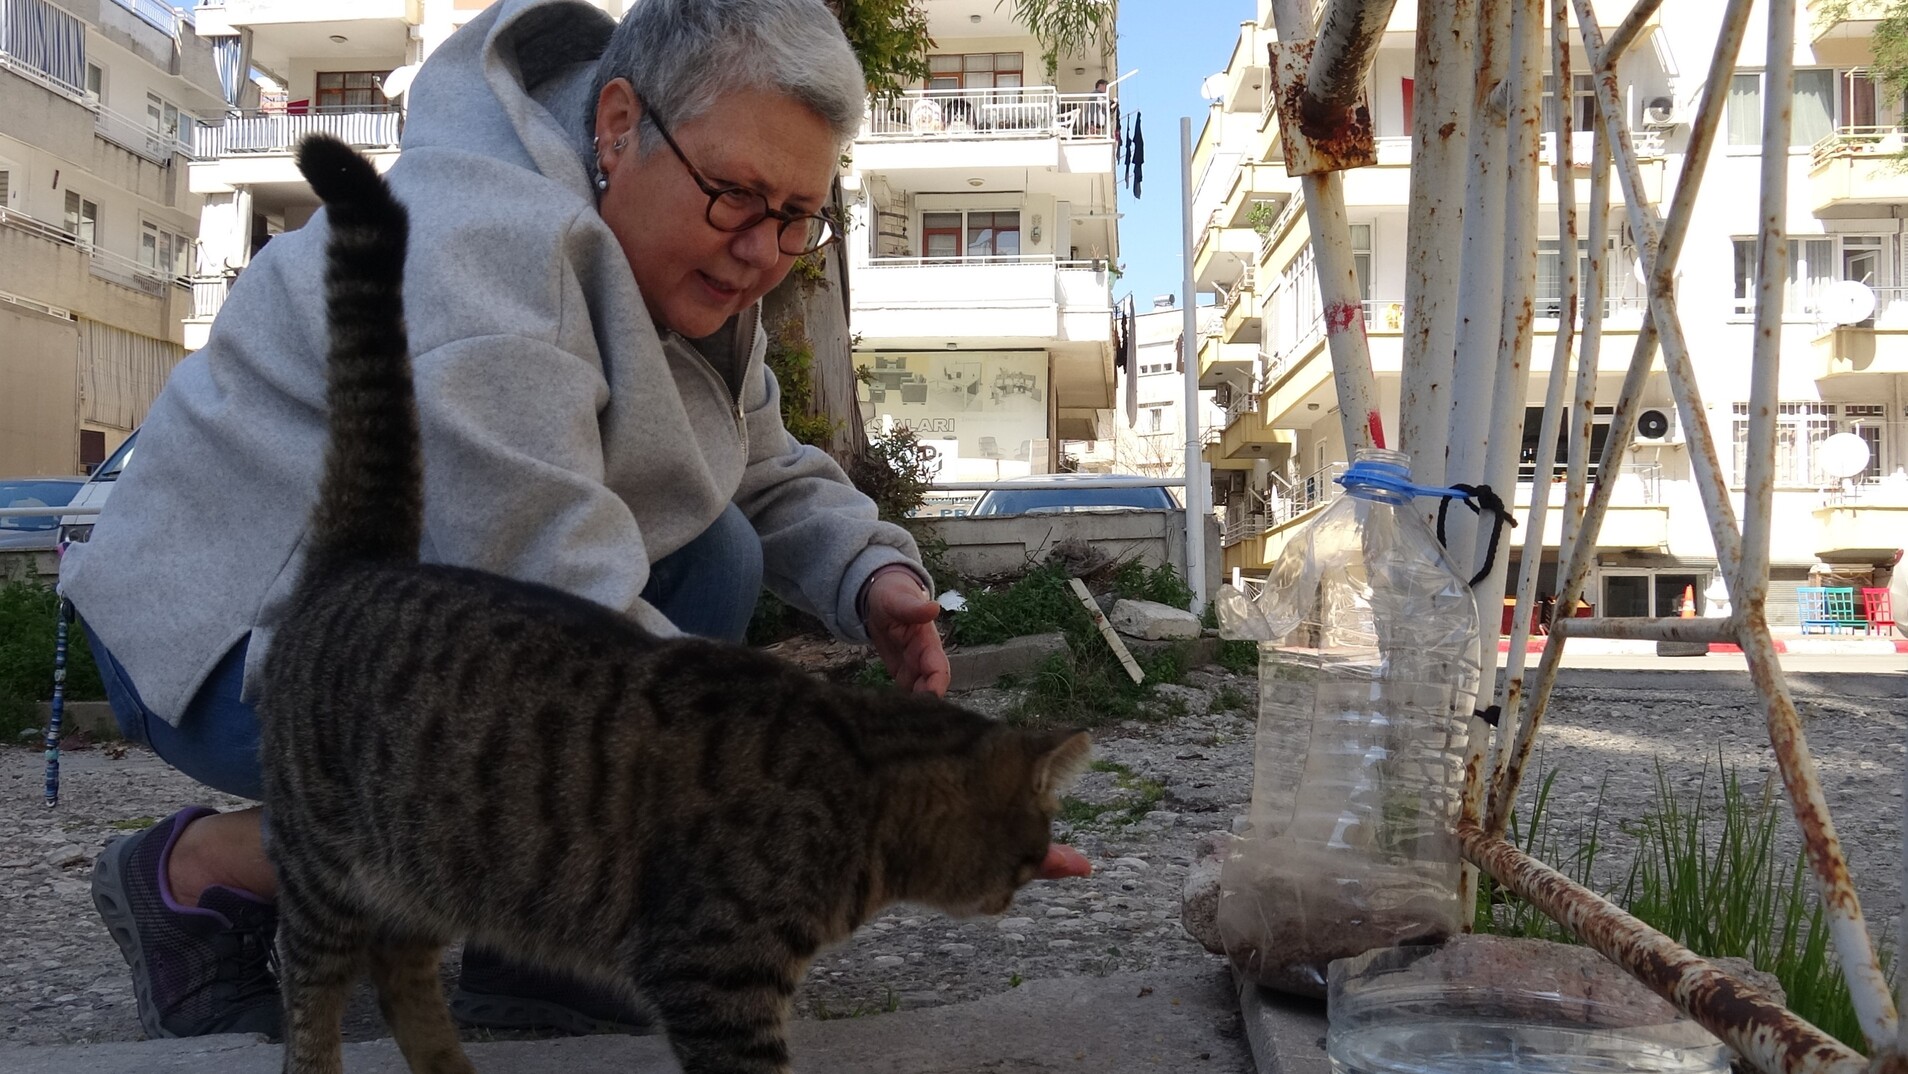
left=192, top=107, right=402, bottom=158
left=0, top=206, right=192, bottom=295
left=94, top=103, right=191, bottom=164
left=1809, top=125, right=1908, bottom=168
left=862, top=88, right=1112, bottom=141
left=858, top=254, right=1112, bottom=308
left=189, top=273, right=233, bottom=319
left=1265, top=460, right=1347, bottom=529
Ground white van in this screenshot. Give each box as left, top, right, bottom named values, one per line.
left=59, top=431, right=138, bottom=546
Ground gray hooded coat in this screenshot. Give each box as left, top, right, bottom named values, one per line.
left=60, top=0, right=927, bottom=725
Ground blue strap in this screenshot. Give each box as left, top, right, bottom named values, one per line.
left=1333, top=457, right=1473, bottom=503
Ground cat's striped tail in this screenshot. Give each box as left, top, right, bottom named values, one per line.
left=294, top=134, right=421, bottom=569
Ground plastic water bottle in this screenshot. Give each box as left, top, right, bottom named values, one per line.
left=1215, top=447, right=1482, bottom=997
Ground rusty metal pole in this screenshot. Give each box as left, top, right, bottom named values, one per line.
left=1302, top=0, right=1403, bottom=139
left=1458, top=823, right=1873, bottom=1074
left=1487, top=0, right=1580, bottom=840
left=1442, top=0, right=1510, bottom=627
left=1731, top=0, right=1900, bottom=1049
left=1396, top=0, right=1474, bottom=513
left=1489, top=0, right=1744, bottom=831
left=1265, top=0, right=1386, bottom=453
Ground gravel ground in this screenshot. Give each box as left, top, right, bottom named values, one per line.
left=2, top=663, right=1902, bottom=1048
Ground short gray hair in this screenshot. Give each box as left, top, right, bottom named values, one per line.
left=589, top=0, right=866, bottom=154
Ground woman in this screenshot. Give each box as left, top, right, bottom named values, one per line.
left=65, top=0, right=955, bottom=1040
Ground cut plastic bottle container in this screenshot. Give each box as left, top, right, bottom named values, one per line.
left=1327, top=944, right=1730, bottom=1074
left=1215, top=448, right=1482, bottom=997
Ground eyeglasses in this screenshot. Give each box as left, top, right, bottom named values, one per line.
left=643, top=106, right=838, bottom=256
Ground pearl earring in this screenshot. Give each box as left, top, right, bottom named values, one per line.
left=595, top=173, right=609, bottom=192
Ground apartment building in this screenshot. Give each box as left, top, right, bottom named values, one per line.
left=0, top=0, right=226, bottom=476
left=1072, top=299, right=1225, bottom=483
left=845, top=0, right=1120, bottom=485
left=1197, top=0, right=1908, bottom=627
left=182, top=1, right=634, bottom=350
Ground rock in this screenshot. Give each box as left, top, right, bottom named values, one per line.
left=997, top=917, right=1035, bottom=931
left=1180, top=831, right=1236, bottom=956
left=1148, top=683, right=1209, bottom=715
left=871, top=955, right=905, bottom=968
left=42, top=846, right=84, bottom=869
left=1109, top=599, right=1202, bottom=640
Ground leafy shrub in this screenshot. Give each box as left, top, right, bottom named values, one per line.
left=0, top=581, right=105, bottom=738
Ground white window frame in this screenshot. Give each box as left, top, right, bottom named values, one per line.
left=139, top=219, right=191, bottom=278
left=63, top=190, right=99, bottom=249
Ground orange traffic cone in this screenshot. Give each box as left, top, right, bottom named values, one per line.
left=1680, top=584, right=1696, bottom=618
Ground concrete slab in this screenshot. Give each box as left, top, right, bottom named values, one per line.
left=1234, top=968, right=1331, bottom=1074
left=0, top=967, right=1250, bottom=1074
left=946, top=631, right=1068, bottom=691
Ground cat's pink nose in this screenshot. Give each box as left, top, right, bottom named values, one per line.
left=1039, top=843, right=1092, bottom=879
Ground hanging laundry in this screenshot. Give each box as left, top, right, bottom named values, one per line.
left=1131, top=113, right=1145, bottom=198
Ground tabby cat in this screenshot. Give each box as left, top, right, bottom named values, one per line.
left=260, top=135, right=1092, bottom=1074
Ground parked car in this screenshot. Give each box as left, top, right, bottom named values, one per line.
left=0, top=477, right=87, bottom=553
left=59, top=431, right=138, bottom=546
left=969, top=474, right=1179, bottom=517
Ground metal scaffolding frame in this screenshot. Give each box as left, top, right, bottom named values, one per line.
left=1255, top=0, right=1907, bottom=1070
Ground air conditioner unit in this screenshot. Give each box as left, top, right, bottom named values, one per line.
left=1214, top=382, right=1234, bottom=409
left=1642, top=95, right=1679, bottom=128
left=1635, top=406, right=1682, bottom=445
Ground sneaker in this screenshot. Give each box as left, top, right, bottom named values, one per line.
left=91, top=806, right=281, bottom=1039
left=451, top=945, right=654, bottom=1035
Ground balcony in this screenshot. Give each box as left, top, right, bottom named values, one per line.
left=1815, top=300, right=1908, bottom=379
left=1193, top=214, right=1261, bottom=291
left=1809, top=128, right=1908, bottom=218
left=1197, top=335, right=1257, bottom=387
left=854, top=87, right=1115, bottom=180
left=94, top=103, right=192, bottom=164
left=850, top=255, right=1113, bottom=345
left=1219, top=268, right=1259, bottom=344
left=1814, top=482, right=1908, bottom=559
left=0, top=206, right=189, bottom=328
left=1806, top=0, right=1889, bottom=45
left=1516, top=466, right=1670, bottom=552
left=189, top=108, right=401, bottom=193
left=206, top=0, right=420, bottom=27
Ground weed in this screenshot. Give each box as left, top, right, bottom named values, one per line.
left=851, top=661, right=893, bottom=688
left=1008, top=972, right=1023, bottom=988
left=1216, top=638, right=1259, bottom=675
left=1209, top=684, right=1252, bottom=714
left=811, top=986, right=900, bottom=1021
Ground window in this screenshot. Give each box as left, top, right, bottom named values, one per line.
left=140, top=220, right=191, bottom=278
left=315, top=71, right=390, bottom=111
left=0, top=170, right=10, bottom=208
left=1731, top=402, right=1838, bottom=485
left=927, top=53, right=1023, bottom=91
left=1542, top=73, right=1597, bottom=134
left=1732, top=235, right=1837, bottom=317
left=1844, top=403, right=1888, bottom=481
left=1350, top=223, right=1372, bottom=304
left=1729, top=68, right=1849, bottom=147
left=1146, top=407, right=1163, bottom=433
left=85, top=63, right=102, bottom=103
left=146, top=93, right=180, bottom=137
left=1520, top=405, right=1613, bottom=481
left=920, top=210, right=1020, bottom=260
left=63, top=190, right=98, bottom=247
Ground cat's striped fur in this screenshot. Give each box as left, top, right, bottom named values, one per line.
left=260, top=136, right=1091, bottom=1074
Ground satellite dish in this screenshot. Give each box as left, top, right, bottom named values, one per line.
left=1820, top=432, right=1872, bottom=479
left=1632, top=257, right=1649, bottom=287
left=1199, top=73, right=1228, bottom=102
left=1819, top=279, right=1877, bottom=325
left=377, top=63, right=423, bottom=100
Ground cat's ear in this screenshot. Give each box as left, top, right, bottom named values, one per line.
left=1032, top=730, right=1093, bottom=801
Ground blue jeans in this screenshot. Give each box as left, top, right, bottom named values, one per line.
left=84, top=503, right=764, bottom=800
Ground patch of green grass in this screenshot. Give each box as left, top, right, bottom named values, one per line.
left=1478, top=751, right=1894, bottom=1055
left=108, top=816, right=156, bottom=831
left=1059, top=763, right=1165, bottom=827
left=1108, top=560, right=1194, bottom=610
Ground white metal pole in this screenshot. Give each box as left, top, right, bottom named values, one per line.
left=1182, top=116, right=1209, bottom=615
left=1397, top=0, right=1475, bottom=516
